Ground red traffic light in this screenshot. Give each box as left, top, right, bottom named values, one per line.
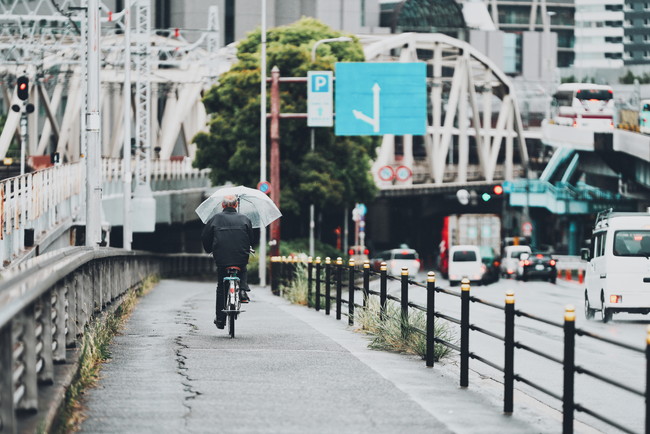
left=16, top=76, right=29, bottom=101
left=348, top=249, right=354, bottom=255
left=493, top=185, right=504, bottom=195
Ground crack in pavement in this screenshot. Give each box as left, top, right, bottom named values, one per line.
left=174, top=307, right=201, bottom=426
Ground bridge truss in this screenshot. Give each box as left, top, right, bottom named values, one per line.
left=0, top=0, right=229, bottom=170
left=362, top=33, right=529, bottom=193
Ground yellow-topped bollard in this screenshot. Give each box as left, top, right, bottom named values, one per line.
left=461, top=278, right=471, bottom=291
left=506, top=291, right=515, bottom=304
left=380, top=261, right=387, bottom=272
left=565, top=305, right=576, bottom=322
left=349, top=258, right=355, bottom=267
left=647, top=326, right=650, bottom=345
left=401, top=267, right=408, bottom=276
left=336, top=257, right=343, bottom=266
left=315, top=256, right=321, bottom=265
left=427, top=271, right=436, bottom=283
left=325, top=257, right=331, bottom=265
left=363, top=260, right=370, bottom=269
left=308, top=256, right=313, bottom=264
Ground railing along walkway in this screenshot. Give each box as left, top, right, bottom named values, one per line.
left=0, top=249, right=214, bottom=434
left=271, top=256, right=650, bottom=434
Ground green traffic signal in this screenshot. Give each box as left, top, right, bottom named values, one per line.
left=481, top=192, right=491, bottom=202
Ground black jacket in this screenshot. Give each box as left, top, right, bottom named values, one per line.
left=201, top=207, right=254, bottom=266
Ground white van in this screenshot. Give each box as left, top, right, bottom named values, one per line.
left=582, top=210, right=650, bottom=322
left=448, top=245, right=486, bottom=286
left=500, top=245, right=532, bottom=278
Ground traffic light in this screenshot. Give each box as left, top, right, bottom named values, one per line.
left=481, top=185, right=504, bottom=202
left=16, top=76, right=29, bottom=101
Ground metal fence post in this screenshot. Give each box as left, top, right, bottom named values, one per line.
left=363, top=260, right=370, bottom=308
left=645, top=326, right=650, bottom=433
left=307, top=256, right=313, bottom=308
left=0, top=323, right=15, bottom=433
left=271, top=256, right=280, bottom=295
left=401, top=267, right=409, bottom=337
left=315, top=257, right=322, bottom=311
left=348, top=259, right=355, bottom=325
left=380, top=262, right=387, bottom=321
left=563, top=305, right=576, bottom=434
left=336, top=257, right=343, bottom=320
left=426, top=271, right=436, bottom=367
left=504, top=291, right=515, bottom=414
left=325, top=257, right=332, bottom=315
left=460, top=278, right=470, bottom=388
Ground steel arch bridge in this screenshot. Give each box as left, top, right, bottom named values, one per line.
left=360, top=32, right=529, bottom=193
left=0, top=0, right=229, bottom=166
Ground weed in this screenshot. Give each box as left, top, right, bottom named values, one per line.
left=355, top=298, right=455, bottom=361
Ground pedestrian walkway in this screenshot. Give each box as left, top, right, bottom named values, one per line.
left=78, top=279, right=565, bottom=433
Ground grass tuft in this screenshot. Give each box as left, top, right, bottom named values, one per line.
left=57, top=275, right=159, bottom=433
left=355, top=297, right=455, bottom=361
left=280, top=262, right=312, bottom=306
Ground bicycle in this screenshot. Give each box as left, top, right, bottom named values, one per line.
left=222, top=266, right=244, bottom=338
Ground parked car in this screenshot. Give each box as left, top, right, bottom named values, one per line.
left=448, top=245, right=486, bottom=286
left=370, top=248, right=421, bottom=276
left=479, top=245, right=500, bottom=284
left=516, top=253, right=557, bottom=283
left=501, top=245, right=532, bottom=278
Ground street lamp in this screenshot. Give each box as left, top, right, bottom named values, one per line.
left=259, top=0, right=268, bottom=286
left=309, top=36, right=352, bottom=258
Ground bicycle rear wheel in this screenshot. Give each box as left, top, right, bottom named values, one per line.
left=228, top=308, right=236, bottom=338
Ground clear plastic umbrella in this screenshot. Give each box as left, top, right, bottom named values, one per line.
left=195, top=185, right=281, bottom=228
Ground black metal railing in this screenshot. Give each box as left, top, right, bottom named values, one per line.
left=271, top=255, right=649, bottom=434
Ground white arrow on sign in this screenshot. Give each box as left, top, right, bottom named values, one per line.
left=352, top=82, right=380, bottom=133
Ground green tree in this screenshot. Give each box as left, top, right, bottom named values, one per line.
left=194, top=17, right=379, bottom=240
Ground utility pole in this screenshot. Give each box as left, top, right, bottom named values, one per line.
left=123, top=4, right=132, bottom=250
left=259, top=0, right=268, bottom=286
left=270, top=66, right=281, bottom=257
left=86, top=0, right=102, bottom=247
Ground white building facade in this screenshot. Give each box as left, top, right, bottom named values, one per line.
left=573, top=0, right=625, bottom=69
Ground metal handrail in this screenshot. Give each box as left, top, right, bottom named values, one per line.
left=0, top=249, right=214, bottom=432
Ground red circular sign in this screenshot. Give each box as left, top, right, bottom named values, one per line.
left=395, top=166, right=412, bottom=181
left=257, top=181, right=271, bottom=194
left=378, top=166, right=395, bottom=182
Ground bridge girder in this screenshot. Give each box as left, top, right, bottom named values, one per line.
left=0, top=2, right=225, bottom=166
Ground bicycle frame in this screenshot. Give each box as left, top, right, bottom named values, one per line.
left=223, top=268, right=242, bottom=338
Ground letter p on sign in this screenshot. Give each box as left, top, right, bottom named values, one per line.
left=311, top=74, right=330, bottom=92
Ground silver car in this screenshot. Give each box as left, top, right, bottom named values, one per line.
left=371, top=248, right=421, bottom=276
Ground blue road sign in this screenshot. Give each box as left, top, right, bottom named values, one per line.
left=335, top=62, right=426, bottom=136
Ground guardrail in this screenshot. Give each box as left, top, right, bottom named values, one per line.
left=0, top=159, right=211, bottom=268
left=271, top=256, right=649, bottom=434
left=0, top=248, right=214, bottom=434
left=0, top=163, right=84, bottom=267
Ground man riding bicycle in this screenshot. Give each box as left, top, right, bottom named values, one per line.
left=201, top=195, right=254, bottom=329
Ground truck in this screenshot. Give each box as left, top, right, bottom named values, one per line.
left=438, top=214, right=501, bottom=278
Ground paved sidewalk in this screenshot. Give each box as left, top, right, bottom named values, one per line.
left=78, top=279, right=574, bottom=433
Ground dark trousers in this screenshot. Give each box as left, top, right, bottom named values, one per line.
left=215, top=265, right=249, bottom=322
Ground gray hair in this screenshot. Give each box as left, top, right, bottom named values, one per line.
left=222, top=195, right=238, bottom=208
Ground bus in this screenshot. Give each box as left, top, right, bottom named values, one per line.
left=552, top=83, right=615, bottom=131
left=640, top=99, right=650, bottom=134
